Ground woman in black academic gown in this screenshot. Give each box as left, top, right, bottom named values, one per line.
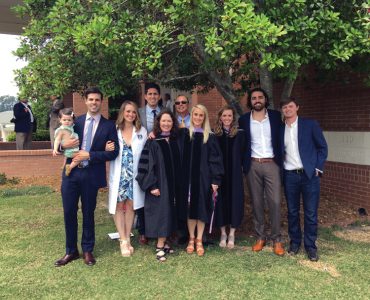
left=136, top=110, right=181, bottom=262
left=214, top=105, right=245, bottom=249
left=182, top=104, right=224, bottom=257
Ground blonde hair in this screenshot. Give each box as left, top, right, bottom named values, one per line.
left=116, top=100, right=141, bottom=131
left=189, top=104, right=211, bottom=143
left=214, top=105, right=238, bottom=137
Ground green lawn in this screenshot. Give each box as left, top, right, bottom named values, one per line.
left=0, top=188, right=369, bottom=300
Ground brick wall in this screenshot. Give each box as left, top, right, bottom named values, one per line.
left=0, top=141, right=51, bottom=150
left=322, top=162, right=370, bottom=210
left=0, top=149, right=64, bottom=177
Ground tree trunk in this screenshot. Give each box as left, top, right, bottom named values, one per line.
left=259, top=65, right=274, bottom=108
left=193, top=40, right=243, bottom=116
left=280, top=76, right=296, bottom=103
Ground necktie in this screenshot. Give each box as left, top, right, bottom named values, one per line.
left=152, top=109, right=157, bottom=119
left=181, top=117, right=185, bottom=128
left=82, top=117, right=94, bottom=166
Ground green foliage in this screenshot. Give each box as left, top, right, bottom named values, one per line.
left=33, top=129, right=50, bottom=141
left=0, top=173, right=20, bottom=185
left=13, top=0, right=370, bottom=109
left=6, top=132, right=16, bottom=142
left=0, top=185, right=53, bottom=198
left=0, top=95, right=17, bottom=112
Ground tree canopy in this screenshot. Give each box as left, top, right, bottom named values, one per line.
left=14, top=0, right=369, bottom=113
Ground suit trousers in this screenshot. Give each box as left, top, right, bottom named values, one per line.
left=283, top=170, right=320, bottom=251
left=16, top=125, right=33, bottom=150
left=61, top=167, right=99, bottom=254
left=246, top=160, right=282, bottom=241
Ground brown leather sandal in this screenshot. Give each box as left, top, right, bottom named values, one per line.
left=186, top=237, right=195, bottom=254
left=195, top=239, right=204, bottom=256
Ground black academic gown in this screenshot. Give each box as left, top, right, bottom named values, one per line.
left=178, top=129, right=224, bottom=223
left=215, top=129, right=246, bottom=228
left=136, top=136, right=181, bottom=238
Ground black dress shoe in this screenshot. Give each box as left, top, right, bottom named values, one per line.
left=288, top=244, right=300, bottom=255
left=307, top=249, right=319, bottom=261
left=83, top=252, right=96, bottom=266
left=54, top=252, right=80, bottom=267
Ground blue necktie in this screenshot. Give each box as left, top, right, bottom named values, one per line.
left=82, top=117, right=94, bottom=166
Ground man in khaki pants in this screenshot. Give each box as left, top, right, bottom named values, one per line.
left=238, top=87, right=284, bottom=256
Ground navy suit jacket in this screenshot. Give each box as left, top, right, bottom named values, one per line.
left=72, top=114, right=119, bottom=188
left=280, top=117, right=328, bottom=179
left=238, top=109, right=282, bottom=174
left=13, top=102, right=34, bottom=133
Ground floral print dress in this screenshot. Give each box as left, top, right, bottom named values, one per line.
left=117, top=139, right=134, bottom=202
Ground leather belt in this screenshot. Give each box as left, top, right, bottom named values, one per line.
left=285, top=169, right=304, bottom=174
left=251, top=157, right=274, bottom=163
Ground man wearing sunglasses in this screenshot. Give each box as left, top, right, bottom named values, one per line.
left=174, top=95, right=190, bottom=128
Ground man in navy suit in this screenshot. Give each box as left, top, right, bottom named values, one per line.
left=13, top=98, right=35, bottom=150
left=238, top=87, right=285, bottom=256
left=280, top=97, right=327, bottom=261
left=54, top=87, right=119, bottom=267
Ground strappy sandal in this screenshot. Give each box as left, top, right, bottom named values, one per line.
left=164, top=243, right=175, bottom=254
left=156, top=247, right=167, bottom=262
left=227, top=235, right=235, bottom=249
left=219, top=233, right=227, bottom=248
left=65, top=164, right=71, bottom=176
left=195, top=239, right=205, bottom=256
left=119, top=239, right=131, bottom=257
left=186, top=237, right=195, bottom=254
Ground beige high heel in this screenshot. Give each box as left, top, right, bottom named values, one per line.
left=119, top=239, right=131, bottom=257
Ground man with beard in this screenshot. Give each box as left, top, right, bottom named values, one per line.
left=238, top=88, right=284, bottom=256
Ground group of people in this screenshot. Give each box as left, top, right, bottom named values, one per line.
left=53, top=83, right=328, bottom=267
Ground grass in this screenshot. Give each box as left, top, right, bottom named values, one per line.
left=1, top=189, right=370, bottom=300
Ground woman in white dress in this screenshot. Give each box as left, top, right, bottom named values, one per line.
left=107, top=101, right=147, bottom=257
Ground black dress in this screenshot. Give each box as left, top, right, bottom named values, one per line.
left=136, top=137, right=181, bottom=238
left=178, top=129, right=224, bottom=223
left=215, top=129, right=246, bottom=228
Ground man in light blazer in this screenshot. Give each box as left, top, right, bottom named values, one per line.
left=54, top=87, right=119, bottom=267
left=280, top=97, right=328, bottom=261
left=137, top=82, right=163, bottom=245
left=238, top=87, right=284, bottom=256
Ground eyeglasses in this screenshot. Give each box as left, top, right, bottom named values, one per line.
left=175, top=101, right=188, bottom=105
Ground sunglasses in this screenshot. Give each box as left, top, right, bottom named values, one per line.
left=175, top=101, right=188, bottom=105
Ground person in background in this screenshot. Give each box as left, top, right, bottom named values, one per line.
left=13, top=97, right=36, bottom=150
left=214, top=105, right=245, bottom=249
left=280, top=97, right=328, bottom=261
left=49, top=95, right=64, bottom=147
left=107, top=101, right=147, bottom=257
left=174, top=95, right=191, bottom=128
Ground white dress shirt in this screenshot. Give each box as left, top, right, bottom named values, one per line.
left=250, top=111, right=274, bottom=158
left=284, top=117, right=304, bottom=170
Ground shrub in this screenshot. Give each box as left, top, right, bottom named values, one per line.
left=0, top=173, right=20, bottom=185
left=6, top=132, right=16, bottom=142
left=33, top=129, right=50, bottom=141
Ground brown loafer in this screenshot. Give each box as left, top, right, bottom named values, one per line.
left=273, top=242, right=285, bottom=256
left=252, top=239, right=266, bottom=252
left=139, top=235, right=148, bottom=245
left=83, top=252, right=96, bottom=266
left=54, top=251, right=80, bottom=267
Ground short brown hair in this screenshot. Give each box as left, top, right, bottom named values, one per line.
left=280, top=96, right=300, bottom=108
